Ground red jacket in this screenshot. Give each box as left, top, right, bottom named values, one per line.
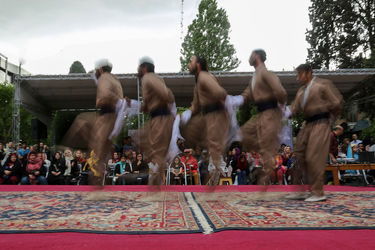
left=180, top=156, right=198, bottom=173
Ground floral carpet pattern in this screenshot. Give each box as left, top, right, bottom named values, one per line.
left=0, top=190, right=374, bottom=234
left=193, top=191, right=375, bottom=231
left=0, top=192, right=201, bottom=234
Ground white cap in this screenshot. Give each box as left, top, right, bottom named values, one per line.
left=94, top=58, right=113, bottom=70
left=138, top=56, right=154, bottom=66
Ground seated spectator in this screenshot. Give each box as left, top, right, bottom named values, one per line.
left=170, top=156, right=183, bottom=185
left=282, top=146, right=292, bottom=166
left=287, top=152, right=298, bottom=184
left=21, top=151, right=47, bottom=185
left=148, top=159, right=161, bottom=185
left=63, top=149, right=74, bottom=184
left=48, top=152, right=66, bottom=185
left=181, top=149, right=199, bottom=185
left=122, top=136, right=134, bottom=152
left=226, top=148, right=238, bottom=182
left=337, top=144, right=347, bottom=158
left=108, top=152, right=121, bottom=165
left=70, top=150, right=86, bottom=184
left=114, top=155, right=132, bottom=185
left=0, top=143, right=5, bottom=162
left=358, top=143, right=365, bottom=153
left=132, top=153, right=148, bottom=185
left=271, top=151, right=286, bottom=185
left=199, top=150, right=210, bottom=185
left=249, top=152, right=264, bottom=185
left=81, top=150, right=100, bottom=185
left=18, top=142, right=30, bottom=158
left=350, top=134, right=362, bottom=146
left=0, top=153, right=21, bottom=184
left=236, top=153, right=249, bottom=185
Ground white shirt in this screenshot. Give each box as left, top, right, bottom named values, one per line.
left=350, top=139, right=362, bottom=146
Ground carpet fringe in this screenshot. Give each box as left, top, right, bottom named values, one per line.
left=185, top=192, right=213, bottom=234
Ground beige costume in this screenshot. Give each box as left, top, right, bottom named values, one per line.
left=89, top=72, right=123, bottom=184
left=240, top=65, right=287, bottom=184
left=134, top=72, right=174, bottom=185
left=183, top=71, right=229, bottom=185
left=291, top=77, right=342, bottom=196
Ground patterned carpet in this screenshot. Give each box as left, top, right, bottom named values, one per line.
left=0, top=190, right=374, bottom=234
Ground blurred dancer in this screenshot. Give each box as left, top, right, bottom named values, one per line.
left=288, top=63, right=342, bottom=202
left=133, top=56, right=175, bottom=186
left=89, top=59, right=123, bottom=186
left=240, top=49, right=287, bottom=186
left=183, top=55, right=229, bottom=185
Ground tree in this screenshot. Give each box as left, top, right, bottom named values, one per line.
left=0, top=83, right=33, bottom=143
left=306, top=0, right=375, bottom=69
left=69, top=61, right=86, bottom=74
left=180, top=0, right=240, bottom=71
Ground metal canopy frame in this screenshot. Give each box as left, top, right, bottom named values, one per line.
left=12, top=68, right=375, bottom=143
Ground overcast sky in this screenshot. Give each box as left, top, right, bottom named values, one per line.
left=0, top=0, right=311, bottom=74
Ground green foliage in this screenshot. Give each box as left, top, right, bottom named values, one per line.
left=0, top=83, right=14, bottom=142
left=361, top=119, right=375, bottom=139
left=306, top=0, right=375, bottom=69
left=236, top=104, right=257, bottom=126
left=0, top=83, right=34, bottom=144
left=52, top=110, right=81, bottom=144
left=69, top=61, right=86, bottom=74
left=180, top=0, right=240, bottom=71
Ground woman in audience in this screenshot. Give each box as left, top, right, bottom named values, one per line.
left=236, top=153, right=249, bottom=185
left=114, top=155, right=132, bottom=185
left=271, top=150, right=286, bottom=185
left=0, top=153, right=21, bottom=184
left=48, top=152, right=66, bottom=185
left=70, top=150, right=86, bottom=184
left=199, top=150, right=210, bottom=185
left=132, top=153, right=149, bottom=184
left=170, top=156, right=184, bottom=185
left=63, top=149, right=74, bottom=184
left=108, top=152, right=120, bottom=165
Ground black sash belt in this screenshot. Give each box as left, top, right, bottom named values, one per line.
left=305, top=113, right=330, bottom=124
left=255, top=100, right=278, bottom=113
left=99, top=107, right=115, bottom=115
left=201, top=104, right=224, bottom=114
left=150, top=106, right=171, bottom=118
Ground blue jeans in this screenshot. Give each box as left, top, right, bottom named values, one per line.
left=21, top=175, right=48, bottom=185
left=238, top=170, right=247, bottom=185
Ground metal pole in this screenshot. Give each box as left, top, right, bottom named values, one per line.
left=137, top=77, right=141, bottom=129
left=5, top=58, right=8, bottom=82
left=12, top=74, right=21, bottom=146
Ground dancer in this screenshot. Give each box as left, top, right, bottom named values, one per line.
left=289, top=63, right=342, bottom=202
left=88, top=59, right=124, bottom=186
left=182, top=55, right=230, bottom=185
left=133, top=56, right=175, bottom=186
left=240, top=49, right=287, bottom=186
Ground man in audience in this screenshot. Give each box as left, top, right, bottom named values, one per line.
left=181, top=148, right=199, bottom=185
left=329, top=125, right=344, bottom=164
left=350, top=134, right=362, bottom=146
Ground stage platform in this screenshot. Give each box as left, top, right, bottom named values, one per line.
left=0, top=185, right=374, bottom=249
